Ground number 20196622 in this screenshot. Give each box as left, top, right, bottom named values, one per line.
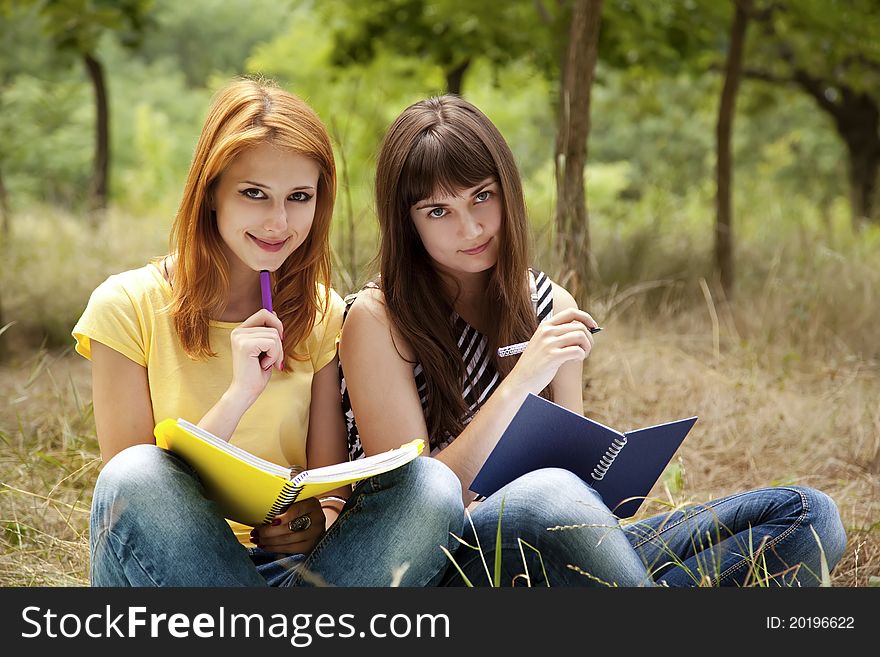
left=766, top=617, right=854, bottom=630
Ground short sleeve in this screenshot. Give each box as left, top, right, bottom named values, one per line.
left=72, top=274, right=149, bottom=366
left=311, top=287, right=345, bottom=372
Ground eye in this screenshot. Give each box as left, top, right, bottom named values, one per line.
left=290, top=191, right=313, bottom=202
left=475, top=190, right=492, bottom=203
left=240, top=188, right=266, bottom=200
left=428, top=207, right=447, bottom=219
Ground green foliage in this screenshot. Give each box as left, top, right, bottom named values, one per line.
left=321, top=0, right=554, bottom=91
left=600, top=0, right=731, bottom=74
left=26, top=0, right=156, bottom=55
left=135, top=0, right=296, bottom=86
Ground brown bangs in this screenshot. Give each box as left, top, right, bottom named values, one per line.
left=399, top=123, right=497, bottom=208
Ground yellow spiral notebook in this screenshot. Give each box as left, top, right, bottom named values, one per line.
left=154, top=418, right=424, bottom=527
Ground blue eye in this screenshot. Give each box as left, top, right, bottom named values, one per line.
left=475, top=190, right=491, bottom=202
left=428, top=207, right=447, bottom=219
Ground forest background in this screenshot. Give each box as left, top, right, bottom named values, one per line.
left=0, top=0, right=878, bottom=587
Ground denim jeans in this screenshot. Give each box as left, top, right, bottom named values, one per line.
left=624, top=486, right=847, bottom=586
left=441, top=468, right=654, bottom=587
left=90, top=445, right=464, bottom=587
left=440, top=469, right=846, bottom=587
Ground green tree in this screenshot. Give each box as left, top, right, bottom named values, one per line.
left=603, top=0, right=880, bottom=227
left=136, top=0, right=295, bottom=87
left=555, top=0, right=604, bottom=300
left=322, top=0, right=546, bottom=96
left=742, top=0, right=880, bottom=226
left=23, top=0, right=155, bottom=212
left=715, top=0, right=753, bottom=299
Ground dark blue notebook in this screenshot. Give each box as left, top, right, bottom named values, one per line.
left=470, top=394, right=698, bottom=517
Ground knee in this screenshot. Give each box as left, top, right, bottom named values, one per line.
left=405, top=457, right=464, bottom=528
left=95, top=444, right=176, bottom=494
left=504, top=468, right=617, bottom=528
left=794, top=487, right=847, bottom=568
left=92, top=444, right=187, bottom=530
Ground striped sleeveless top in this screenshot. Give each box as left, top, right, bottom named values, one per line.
left=339, top=270, right=554, bottom=460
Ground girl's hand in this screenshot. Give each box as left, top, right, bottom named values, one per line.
left=228, top=308, right=285, bottom=406
left=506, top=307, right=598, bottom=394
left=250, top=497, right=325, bottom=554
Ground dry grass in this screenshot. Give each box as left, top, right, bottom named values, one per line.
left=0, top=348, right=96, bottom=585
left=582, top=280, right=880, bottom=587
left=1, top=299, right=877, bottom=586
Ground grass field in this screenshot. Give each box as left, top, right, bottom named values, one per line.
left=1, top=208, right=878, bottom=586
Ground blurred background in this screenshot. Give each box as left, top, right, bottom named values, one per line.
left=0, top=0, right=877, bottom=586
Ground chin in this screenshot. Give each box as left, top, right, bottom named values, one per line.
left=252, top=249, right=298, bottom=272
left=459, top=260, right=497, bottom=274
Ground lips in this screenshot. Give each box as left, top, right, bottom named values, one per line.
left=249, top=234, right=289, bottom=253
left=461, top=239, right=491, bottom=256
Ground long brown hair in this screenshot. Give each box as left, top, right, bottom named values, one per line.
left=169, top=77, right=335, bottom=363
left=375, top=95, right=541, bottom=445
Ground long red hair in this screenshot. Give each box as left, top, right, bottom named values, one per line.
left=169, top=77, right=335, bottom=363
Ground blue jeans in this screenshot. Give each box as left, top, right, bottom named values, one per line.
left=440, top=469, right=846, bottom=587
left=90, top=445, right=464, bottom=587
left=624, top=486, right=847, bottom=586
left=442, top=468, right=654, bottom=586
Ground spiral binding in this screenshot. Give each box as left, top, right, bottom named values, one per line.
left=262, top=465, right=306, bottom=525
left=263, top=482, right=302, bottom=525
left=590, top=436, right=627, bottom=481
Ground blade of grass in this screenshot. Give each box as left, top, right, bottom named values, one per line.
left=494, top=496, right=505, bottom=587
left=518, top=538, right=550, bottom=587
left=440, top=546, right=474, bottom=587
left=810, top=525, right=832, bottom=587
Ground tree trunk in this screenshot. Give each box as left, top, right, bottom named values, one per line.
left=554, top=0, right=602, bottom=303
left=835, top=93, right=880, bottom=226
left=790, top=72, right=880, bottom=226
left=445, top=59, right=471, bottom=96
left=83, top=52, right=109, bottom=214
left=715, top=0, right=751, bottom=300
left=846, top=137, right=880, bottom=225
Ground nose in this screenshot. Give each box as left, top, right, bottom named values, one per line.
left=459, top=210, right=483, bottom=241
left=263, top=201, right=287, bottom=233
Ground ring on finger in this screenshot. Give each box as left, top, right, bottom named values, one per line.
left=288, top=514, right=311, bottom=533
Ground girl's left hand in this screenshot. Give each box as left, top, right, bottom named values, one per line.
left=250, top=497, right=325, bottom=554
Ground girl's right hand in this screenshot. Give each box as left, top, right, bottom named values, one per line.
left=228, top=308, right=285, bottom=406
left=506, top=307, right=598, bottom=394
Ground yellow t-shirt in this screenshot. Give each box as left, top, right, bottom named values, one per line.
left=72, top=262, right=345, bottom=543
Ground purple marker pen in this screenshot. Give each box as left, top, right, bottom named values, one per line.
left=260, top=270, right=273, bottom=312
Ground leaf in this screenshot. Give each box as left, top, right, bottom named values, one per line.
left=494, top=495, right=506, bottom=588
left=809, top=525, right=832, bottom=587
left=440, top=546, right=473, bottom=587
left=34, top=451, right=64, bottom=468
left=662, top=460, right=684, bottom=496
